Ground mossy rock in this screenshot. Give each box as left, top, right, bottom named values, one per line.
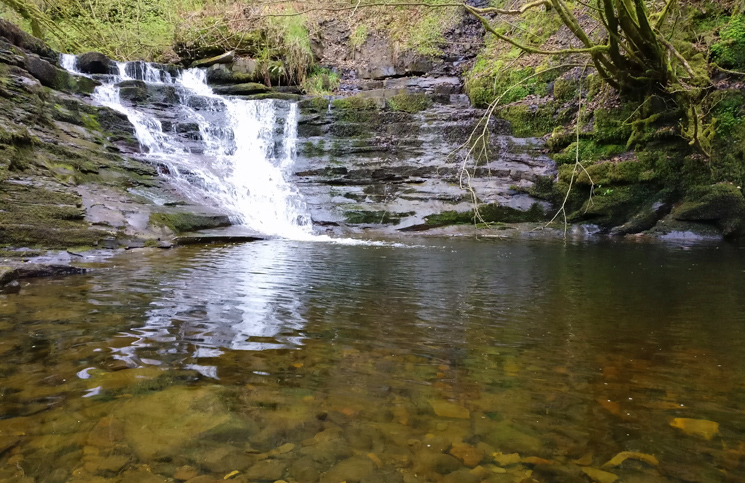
left=387, top=93, right=432, bottom=113
left=673, top=183, right=745, bottom=235
left=299, top=96, right=330, bottom=113
left=552, top=140, right=627, bottom=166
left=498, top=103, right=556, bottom=138
left=425, top=203, right=545, bottom=226
left=212, top=83, right=270, bottom=96
left=575, top=185, right=656, bottom=228
left=331, top=96, right=381, bottom=111
left=148, top=211, right=231, bottom=233
left=557, top=158, right=645, bottom=186
left=552, top=78, right=578, bottom=102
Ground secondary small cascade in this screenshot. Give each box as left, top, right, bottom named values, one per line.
left=60, top=54, right=312, bottom=239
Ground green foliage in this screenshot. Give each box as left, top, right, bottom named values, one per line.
left=466, top=64, right=560, bottom=107
left=265, top=13, right=314, bottom=85
left=711, top=15, right=745, bottom=69
left=402, top=0, right=458, bottom=56
left=49, top=0, right=198, bottom=60
left=387, top=92, right=432, bottom=113
left=301, top=67, right=340, bottom=95
left=350, top=24, right=369, bottom=48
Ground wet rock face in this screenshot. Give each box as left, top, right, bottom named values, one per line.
left=292, top=88, right=556, bottom=233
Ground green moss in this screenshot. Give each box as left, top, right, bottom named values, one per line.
left=593, top=107, right=635, bottom=144
left=331, top=96, right=380, bottom=110
left=80, top=113, right=101, bottom=132
left=425, top=203, right=545, bottom=226
left=465, top=65, right=562, bottom=108
left=299, top=96, right=330, bottom=112
left=711, top=15, right=745, bottom=69
left=329, top=123, right=372, bottom=138
left=301, top=139, right=325, bottom=157
left=243, top=92, right=301, bottom=101
left=574, top=185, right=657, bottom=227
left=148, top=212, right=230, bottom=233
left=552, top=78, right=578, bottom=102
left=708, top=90, right=745, bottom=186
left=673, top=183, right=745, bottom=235
left=498, top=103, right=556, bottom=137
left=552, top=140, right=627, bottom=166
left=387, top=93, right=432, bottom=114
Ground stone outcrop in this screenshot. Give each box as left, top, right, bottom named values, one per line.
left=293, top=86, right=556, bottom=233
left=0, top=31, right=234, bottom=250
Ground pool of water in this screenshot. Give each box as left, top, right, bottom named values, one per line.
left=1, top=238, right=744, bottom=483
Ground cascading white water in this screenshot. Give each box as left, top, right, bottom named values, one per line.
left=60, top=54, right=313, bottom=239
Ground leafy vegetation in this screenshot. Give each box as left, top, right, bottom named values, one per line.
left=301, top=66, right=340, bottom=95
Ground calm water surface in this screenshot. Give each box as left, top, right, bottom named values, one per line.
left=1, top=239, right=745, bottom=483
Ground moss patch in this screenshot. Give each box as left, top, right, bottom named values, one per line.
left=425, top=203, right=545, bottom=226
left=498, top=103, right=557, bottom=138
left=148, top=212, right=231, bottom=233
left=331, top=96, right=380, bottom=111
left=387, top=93, right=432, bottom=113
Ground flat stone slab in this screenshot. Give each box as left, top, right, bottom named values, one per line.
left=175, top=226, right=265, bottom=245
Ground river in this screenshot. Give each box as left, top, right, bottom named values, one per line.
left=1, top=238, right=744, bottom=482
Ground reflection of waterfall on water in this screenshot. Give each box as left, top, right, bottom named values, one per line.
left=110, top=242, right=309, bottom=379
left=60, top=54, right=312, bottom=238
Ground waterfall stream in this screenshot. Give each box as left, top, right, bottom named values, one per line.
left=60, top=55, right=313, bottom=239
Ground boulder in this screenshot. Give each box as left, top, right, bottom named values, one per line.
left=26, top=54, right=64, bottom=89
left=77, top=52, right=112, bottom=74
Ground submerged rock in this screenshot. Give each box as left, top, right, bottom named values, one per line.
left=670, top=418, right=720, bottom=440
left=118, top=386, right=233, bottom=460
left=428, top=400, right=470, bottom=419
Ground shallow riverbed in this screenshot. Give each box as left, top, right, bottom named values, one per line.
left=1, top=238, right=744, bottom=483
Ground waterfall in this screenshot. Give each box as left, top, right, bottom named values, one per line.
left=60, top=54, right=313, bottom=239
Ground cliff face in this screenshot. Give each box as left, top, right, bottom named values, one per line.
left=0, top=21, right=232, bottom=250
left=293, top=87, right=555, bottom=233
left=0, top=15, right=559, bottom=248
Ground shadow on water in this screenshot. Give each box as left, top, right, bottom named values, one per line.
left=0, top=238, right=744, bottom=482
